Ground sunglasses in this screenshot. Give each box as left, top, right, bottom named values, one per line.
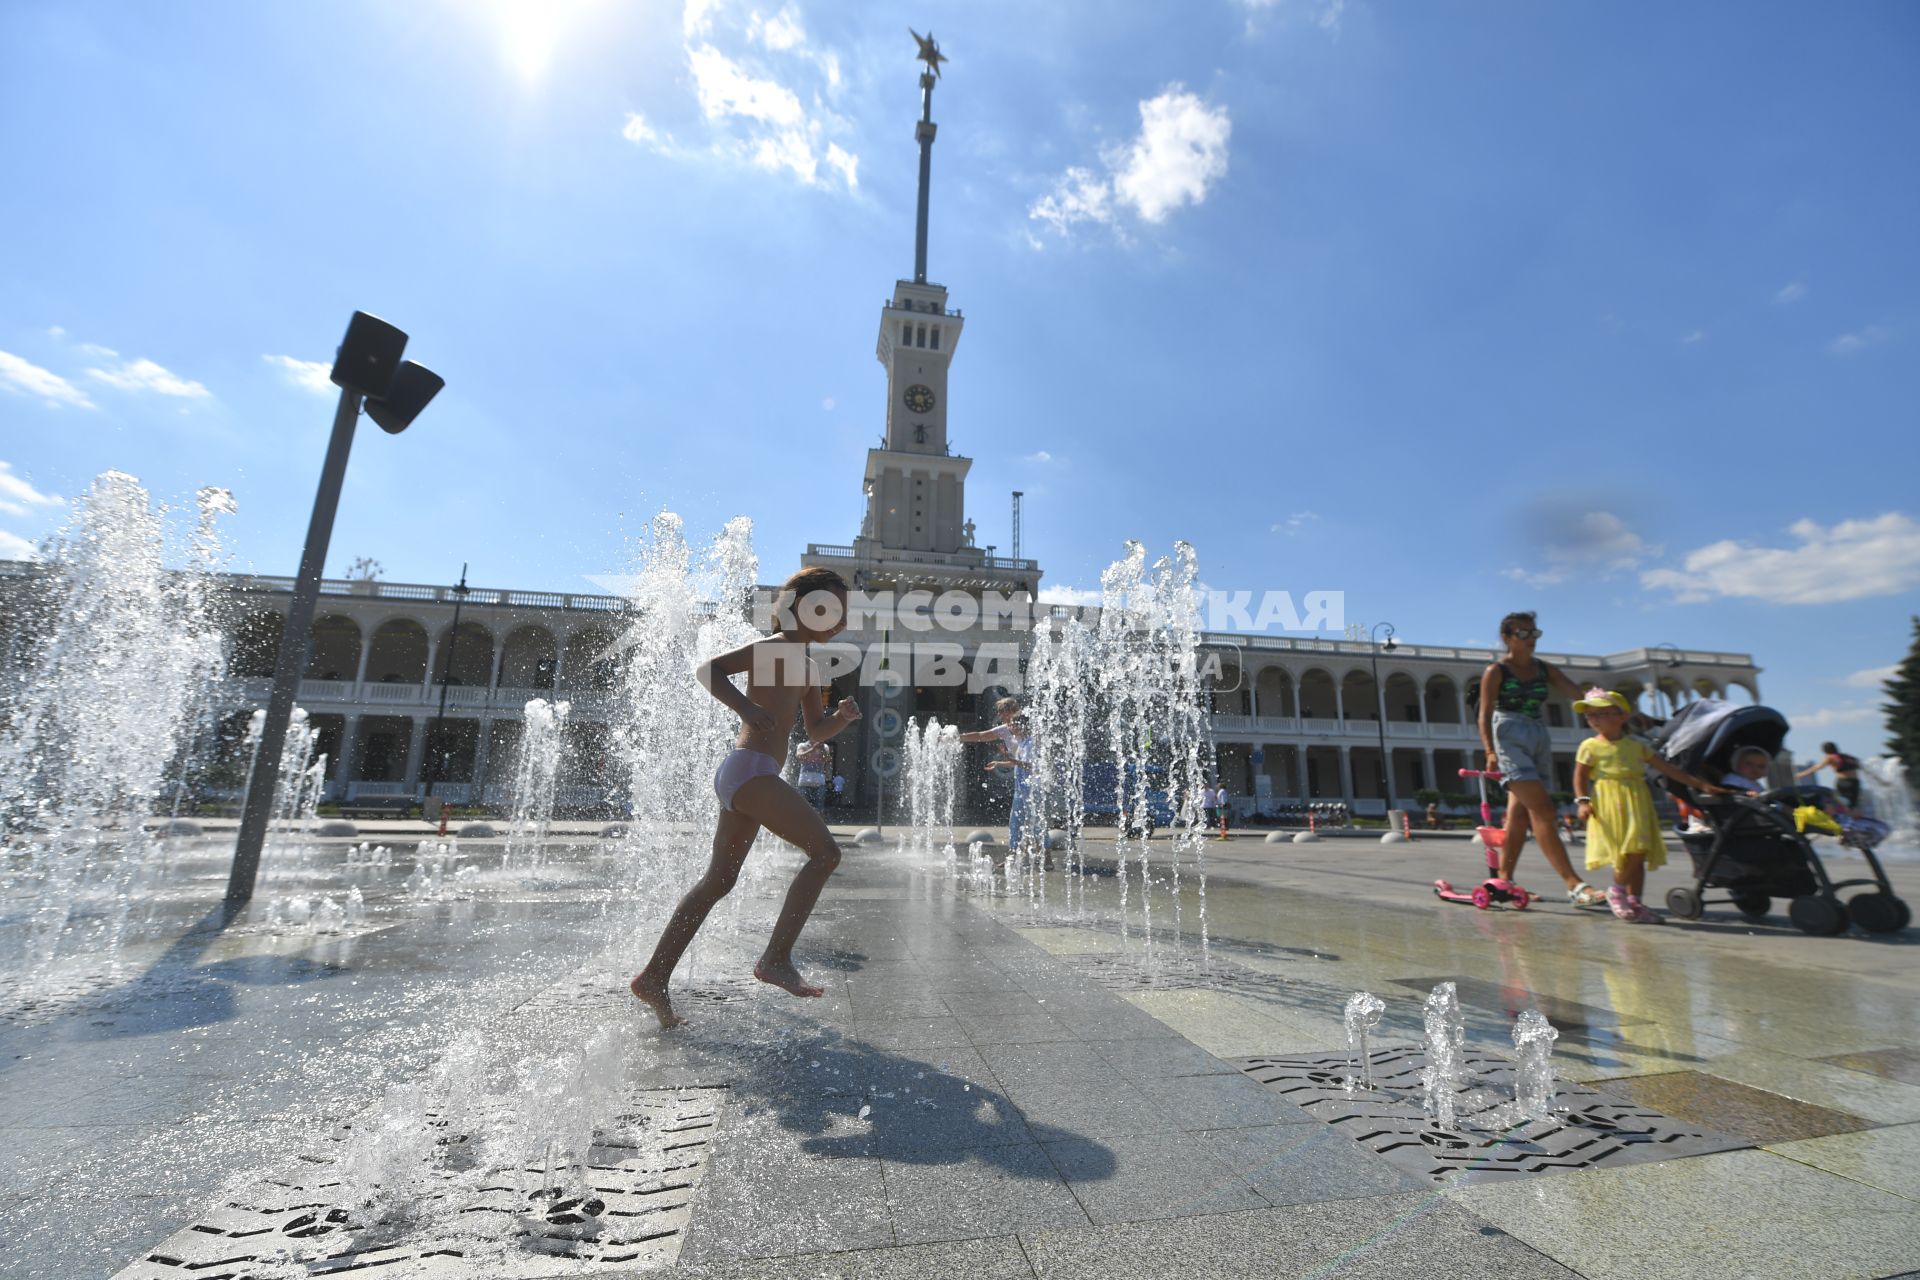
left=1509, top=628, right=1543, bottom=640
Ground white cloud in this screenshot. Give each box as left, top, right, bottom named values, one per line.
left=622, top=111, right=662, bottom=145
left=1786, top=703, right=1879, bottom=731
left=1642, top=512, right=1920, bottom=605
left=262, top=354, right=333, bottom=395
left=1271, top=511, right=1318, bottom=535
left=689, top=43, right=805, bottom=126
left=628, top=8, right=856, bottom=190
left=1112, top=90, right=1232, bottom=224
left=1773, top=280, right=1806, bottom=304
left=1038, top=584, right=1103, bottom=608
left=1828, top=325, right=1888, bottom=355
left=0, top=350, right=94, bottom=408
left=0, top=529, right=39, bottom=560
left=1022, top=450, right=1054, bottom=464
left=1503, top=510, right=1654, bottom=587
left=1236, top=0, right=1346, bottom=35
left=1680, top=329, right=1706, bottom=345
left=77, top=342, right=117, bottom=358
left=1029, top=166, right=1116, bottom=235
left=46, top=325, right=65, bottom=338
left=0, top=461, right=62, bottom=518
left=86, top=357, right=211, bottom=399
left=1029, top=88, right=1230, bottom=241
left=1842, top=664, right=1897, bottom=689
left=748, top=5, right=804, bottom=51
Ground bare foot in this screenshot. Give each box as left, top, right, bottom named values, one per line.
left=753, top=956, right=824, bottom=998
left=629, top=972, right=684, bottom=1028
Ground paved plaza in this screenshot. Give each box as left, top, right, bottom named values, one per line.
left=2, top=825, right=1918, bottom=1279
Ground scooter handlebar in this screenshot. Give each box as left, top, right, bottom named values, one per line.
left=1458, top=768, right=1504, bottom=780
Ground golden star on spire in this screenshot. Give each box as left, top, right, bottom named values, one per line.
left=910, top=28, right=947, bottom=77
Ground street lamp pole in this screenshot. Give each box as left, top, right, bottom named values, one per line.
left=226, top=385, right=363, bottom=903
left=225, top=311, right=442, bottom=905
left=1369, top=622, right=1397, bottom=813
left=1653, top=642, right=1683, bottom=716
left=424, top=564, right=470, bottom=803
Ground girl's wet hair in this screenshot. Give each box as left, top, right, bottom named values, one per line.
left=994, top=696, right=1021, bottom=716
left=774, top=567, right=848, bottom=630
left=1498, top=610, right=1538, bottom=639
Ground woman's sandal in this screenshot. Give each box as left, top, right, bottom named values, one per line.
left=1566, top=883, right=1608, bottom=908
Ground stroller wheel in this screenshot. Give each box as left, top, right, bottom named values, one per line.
left=1731, top=893, right=1770, bottom=921
left=1788, top=893, right=1849, bottom=937
left=1471, top=885, right=1492, bottom=910
left=1665, top=887, right=1703, bottom=921
left=1848, top=892, right=1910, bottom=935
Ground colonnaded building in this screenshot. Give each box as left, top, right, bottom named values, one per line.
left=0, top=38, right=1765, bottom=818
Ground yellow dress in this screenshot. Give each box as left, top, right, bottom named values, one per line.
left=1578, top=734, right=1665, bottom=872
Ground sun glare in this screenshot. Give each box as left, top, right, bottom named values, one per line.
left=491, top=0, right=600, bottom=83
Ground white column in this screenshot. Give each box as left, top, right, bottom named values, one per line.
left=1339, top=746, right=1354, bottom=802
left=402, top=717, right=427, bottom=792
left=339, top=714, right=362, bottom=785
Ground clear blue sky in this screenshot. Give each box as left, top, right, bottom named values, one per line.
left=2, top=0, right=1916, bottom=763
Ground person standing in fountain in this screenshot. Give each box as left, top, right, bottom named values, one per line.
left=959, top=698, right=1036, bottom=854
left=1478, top=612, right=1609, bottom=908
left=630, top=568, right=862, bottom=1028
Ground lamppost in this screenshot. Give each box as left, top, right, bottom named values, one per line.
left=227, top=312, right=443, bottom=904
left=1369, top=622, right=1398, bottom=812
left=423, top=564, right=470, bottom=804
left=1653, top=642, right=1683, bottom=716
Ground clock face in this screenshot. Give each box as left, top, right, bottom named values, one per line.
left=903, top=384, right=935, bottom=414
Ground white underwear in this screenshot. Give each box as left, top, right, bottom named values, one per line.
left=714, top=748, right=781, bottom=812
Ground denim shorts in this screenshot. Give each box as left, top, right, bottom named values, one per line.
left=1492, top=712, right=1553, bottom=789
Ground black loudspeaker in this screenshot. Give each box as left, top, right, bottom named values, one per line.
left=365, top=361, right=445, bottom=435
left=330, top=311, right=408, bottom=397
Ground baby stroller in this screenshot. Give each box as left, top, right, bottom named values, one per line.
left=1433, top=768, right=1532, bottom=910
left=1650, top=700, right=1909, bottom=936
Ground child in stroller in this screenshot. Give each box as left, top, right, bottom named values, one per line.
left=1650, top=701, right=1909, bottom=936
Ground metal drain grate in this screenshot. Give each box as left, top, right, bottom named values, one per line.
left=1234, top=1048, right=1748, bottom=1186
left=115, top=1088, right=725, bottom=1279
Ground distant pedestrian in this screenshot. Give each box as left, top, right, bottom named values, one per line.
left=797, top=745, right=828, bottom=812
left=831, top=773, right=846, bottom=807
left=1796, top=741, right=1863, bottom=809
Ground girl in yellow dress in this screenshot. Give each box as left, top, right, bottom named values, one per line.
left=1572, top=689, right=1728, bottom=923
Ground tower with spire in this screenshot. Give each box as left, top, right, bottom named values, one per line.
left=804, top=31, right=1040, bottom=601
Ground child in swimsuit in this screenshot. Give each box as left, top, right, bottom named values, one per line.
left=630, top=567, right=863, bottom=1027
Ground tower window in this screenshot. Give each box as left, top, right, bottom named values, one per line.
left=917, top=325, right=927, bottom=348
left=901, top=322, right=911, bottom=345
left=931, top=327, right=941, bottom=350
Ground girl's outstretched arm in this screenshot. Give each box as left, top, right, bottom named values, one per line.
left=697, top=639, right=773, bottom=732
left=1646, top=753, right=1727, bottom=795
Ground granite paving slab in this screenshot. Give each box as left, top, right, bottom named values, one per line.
left=1766, top=1121, right=1920, bottom=1202
left=616, top=1234, right=1036, bottom=1279
left=1015, top=1193, right=1583, bottom=1279
left=1454, top=1147, right=1920, bottom=1280
left=1599, top=1070, right=1874, bottom=1143
left=881, top=1142, right=1092, bottom=1244
left=1195, top=1122, right=1428, bottom=1205
left=1041, top=1129, right=1268, bottom=1224
left=1819, top=1047, right=1920, bottom=1088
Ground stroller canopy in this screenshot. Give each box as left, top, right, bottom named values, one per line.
left=1649, top=699, right=1789, bottom=787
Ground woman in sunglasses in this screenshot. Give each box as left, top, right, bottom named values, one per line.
left=1477, top=611, right=1609, bottom=908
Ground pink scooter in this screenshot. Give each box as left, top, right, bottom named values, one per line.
left=1433, top=768, right=1532, bottom=910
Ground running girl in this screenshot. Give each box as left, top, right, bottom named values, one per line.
left=630, top=567, right=861, bottom=1027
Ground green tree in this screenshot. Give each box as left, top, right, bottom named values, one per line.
left=1885, top=616, right=1920, bottom=775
